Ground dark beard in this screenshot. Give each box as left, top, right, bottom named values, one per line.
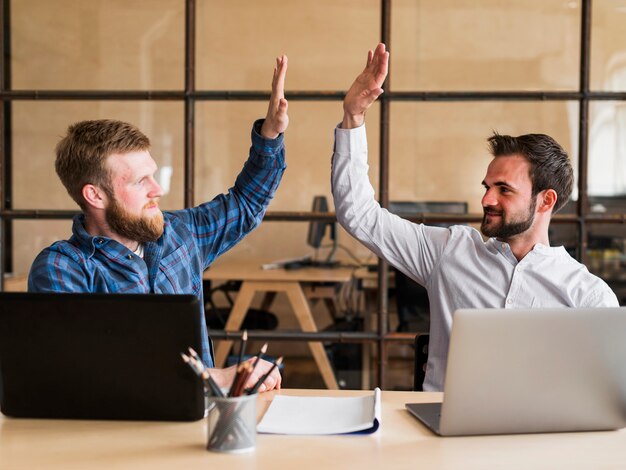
left=105, top=198, right=164, bottom=243
left=481, top=197, right=536, bottom=239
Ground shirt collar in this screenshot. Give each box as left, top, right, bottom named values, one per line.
left=71, top=213, right=167, bottom=259
left=486, top=237, right=565, bottom=259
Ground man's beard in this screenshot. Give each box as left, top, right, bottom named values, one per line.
left=480, top=196, right=536, bottom=239
left=105, top=197, right=164, bottom=243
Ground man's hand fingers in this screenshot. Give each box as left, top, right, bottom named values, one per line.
left=366, top=49, right=373, bottom=68
left=278, top=98, right=288, bottom=113
left=272, top=55, right=288, bottom=99
left=262, top=55, right=289, bottom=138
left=243, top=358, right=283, bottom=393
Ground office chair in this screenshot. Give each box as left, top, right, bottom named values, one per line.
left=413, top=333, right=430, bottom=391
left=394, top=268, right=430, bottom=332
left=203, top=280, right=278, bottom=330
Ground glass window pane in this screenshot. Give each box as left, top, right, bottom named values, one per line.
left=209, top=220, right=373, bottom=271
left=12, top=220, right=74, bottom=276
left=389, top=102, right=580, bottom=212
left=591, top=0, right=626, bottom=91
left=12, top=101, right=184, bottom=210
left=589, top=101, right=626, bottom=196
left=391, top=0, right=580, bottom=91
left=196, top=0, right=379, bottom=90
left=194, top=101, right=380, bottom=212
left=11, top=0, right=184, bottom=90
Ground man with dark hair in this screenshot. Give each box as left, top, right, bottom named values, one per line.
left=28, top=56, right=289, bottom=392
left=331, top=44, right=618, bottom=391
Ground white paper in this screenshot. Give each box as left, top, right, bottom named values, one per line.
left=261, top=255, right=312, bottom=270
left=257, top=388, right=381, bottom=435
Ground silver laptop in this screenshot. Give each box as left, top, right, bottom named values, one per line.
left=406, top=307, right=626, bottom=436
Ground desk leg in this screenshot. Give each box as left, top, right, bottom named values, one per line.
left=214, top=282, right=256, bottom=367
left=284, top=284, right=339, bottom=390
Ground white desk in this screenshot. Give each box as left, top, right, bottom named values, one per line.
left=1, top=389, right=624, bottom=469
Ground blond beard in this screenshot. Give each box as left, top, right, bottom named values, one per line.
left=105, top=197, right=164, bottom=243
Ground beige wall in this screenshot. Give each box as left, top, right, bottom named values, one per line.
left=8, top=0, right=626, bottom=274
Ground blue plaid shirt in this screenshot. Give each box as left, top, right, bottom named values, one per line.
left=28, top=119, right=286, bottom=367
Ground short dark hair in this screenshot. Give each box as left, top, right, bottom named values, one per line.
left=55, top=119, right=150, bottom=209
left=487, top=132, right=574, bottom=214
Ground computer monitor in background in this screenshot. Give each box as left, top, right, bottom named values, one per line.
left=307, top=195, right=338, bottom=267
left=388, top=201, right=469, bottom=221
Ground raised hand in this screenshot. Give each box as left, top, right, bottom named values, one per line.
left=260, top=55, right=289, bottom=139
left=342, top=43, right=389, bottom=129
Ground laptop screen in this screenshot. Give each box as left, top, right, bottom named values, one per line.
left=0, top=292, right=205, bottom=421
left=442, top=307, right=626, bottom=435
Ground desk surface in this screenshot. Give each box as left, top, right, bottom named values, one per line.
left=1, top=389, right=624, bottom=470
left=204, top=258, right=354, bottom=283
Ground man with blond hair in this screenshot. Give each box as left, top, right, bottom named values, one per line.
left=29, top=56, right=289, bottom=392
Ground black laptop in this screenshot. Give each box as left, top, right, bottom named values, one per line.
left=0, top=292, right=205, bottom=421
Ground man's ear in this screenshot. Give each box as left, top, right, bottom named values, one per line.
left=537, top=189, right=557, bottom=214
left=82, top=184, right=108, bottom=210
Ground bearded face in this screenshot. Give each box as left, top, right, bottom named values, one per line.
left=481, top=194, right=537, bottom=239
left=104, top=196, right=164, bottom=243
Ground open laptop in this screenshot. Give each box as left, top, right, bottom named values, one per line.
left=0, top=292, right=205, bottom=421
left=406, top=307, right=626, bottom=436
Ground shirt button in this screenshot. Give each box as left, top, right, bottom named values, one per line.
left=506, top=298, right=513, bottom=304
left=127, top=254, right=133, bottom=260
left=97, top=239, right=104, bottom=244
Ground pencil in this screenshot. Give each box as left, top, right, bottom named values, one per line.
left=202, top=370, right=225, bottom=397
left=232, top=362, right=253, bottom=397
left=182, top=352, right=225, bottom=397
left=228, top=363, right=246, bottom=397
left=247, top=342, right=268, bottom=385
left=251, top=342, right=268, bottom=370
left=181, top=352, right=203, bottom=376
left=237, top=330, right=248, bottom=367
left=188, top=346, right=201, bottom=360
left=247, top=356, right=283, bottom=395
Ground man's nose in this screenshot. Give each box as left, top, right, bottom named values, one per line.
left=482, top=189, right=497, bottom=207
left=149, top=177, right=164, bottom=198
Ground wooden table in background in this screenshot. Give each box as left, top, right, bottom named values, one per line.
left=204, top=259, right=354, bottom=389
left=2, top=274, right=28, bottom=292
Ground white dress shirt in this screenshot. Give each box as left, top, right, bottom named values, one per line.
left=331, top=124, right=620, bottom=391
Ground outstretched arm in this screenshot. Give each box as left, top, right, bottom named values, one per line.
left=180, top=56, right=288, bottom=267
left=260, top=55, right=289, bottom=138
left=332, top=44, right=447, bottom=287
left=341, top=43, right=389, bottom=129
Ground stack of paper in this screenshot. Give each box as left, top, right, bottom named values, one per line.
left=257, top=388, right=381, bottom=435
